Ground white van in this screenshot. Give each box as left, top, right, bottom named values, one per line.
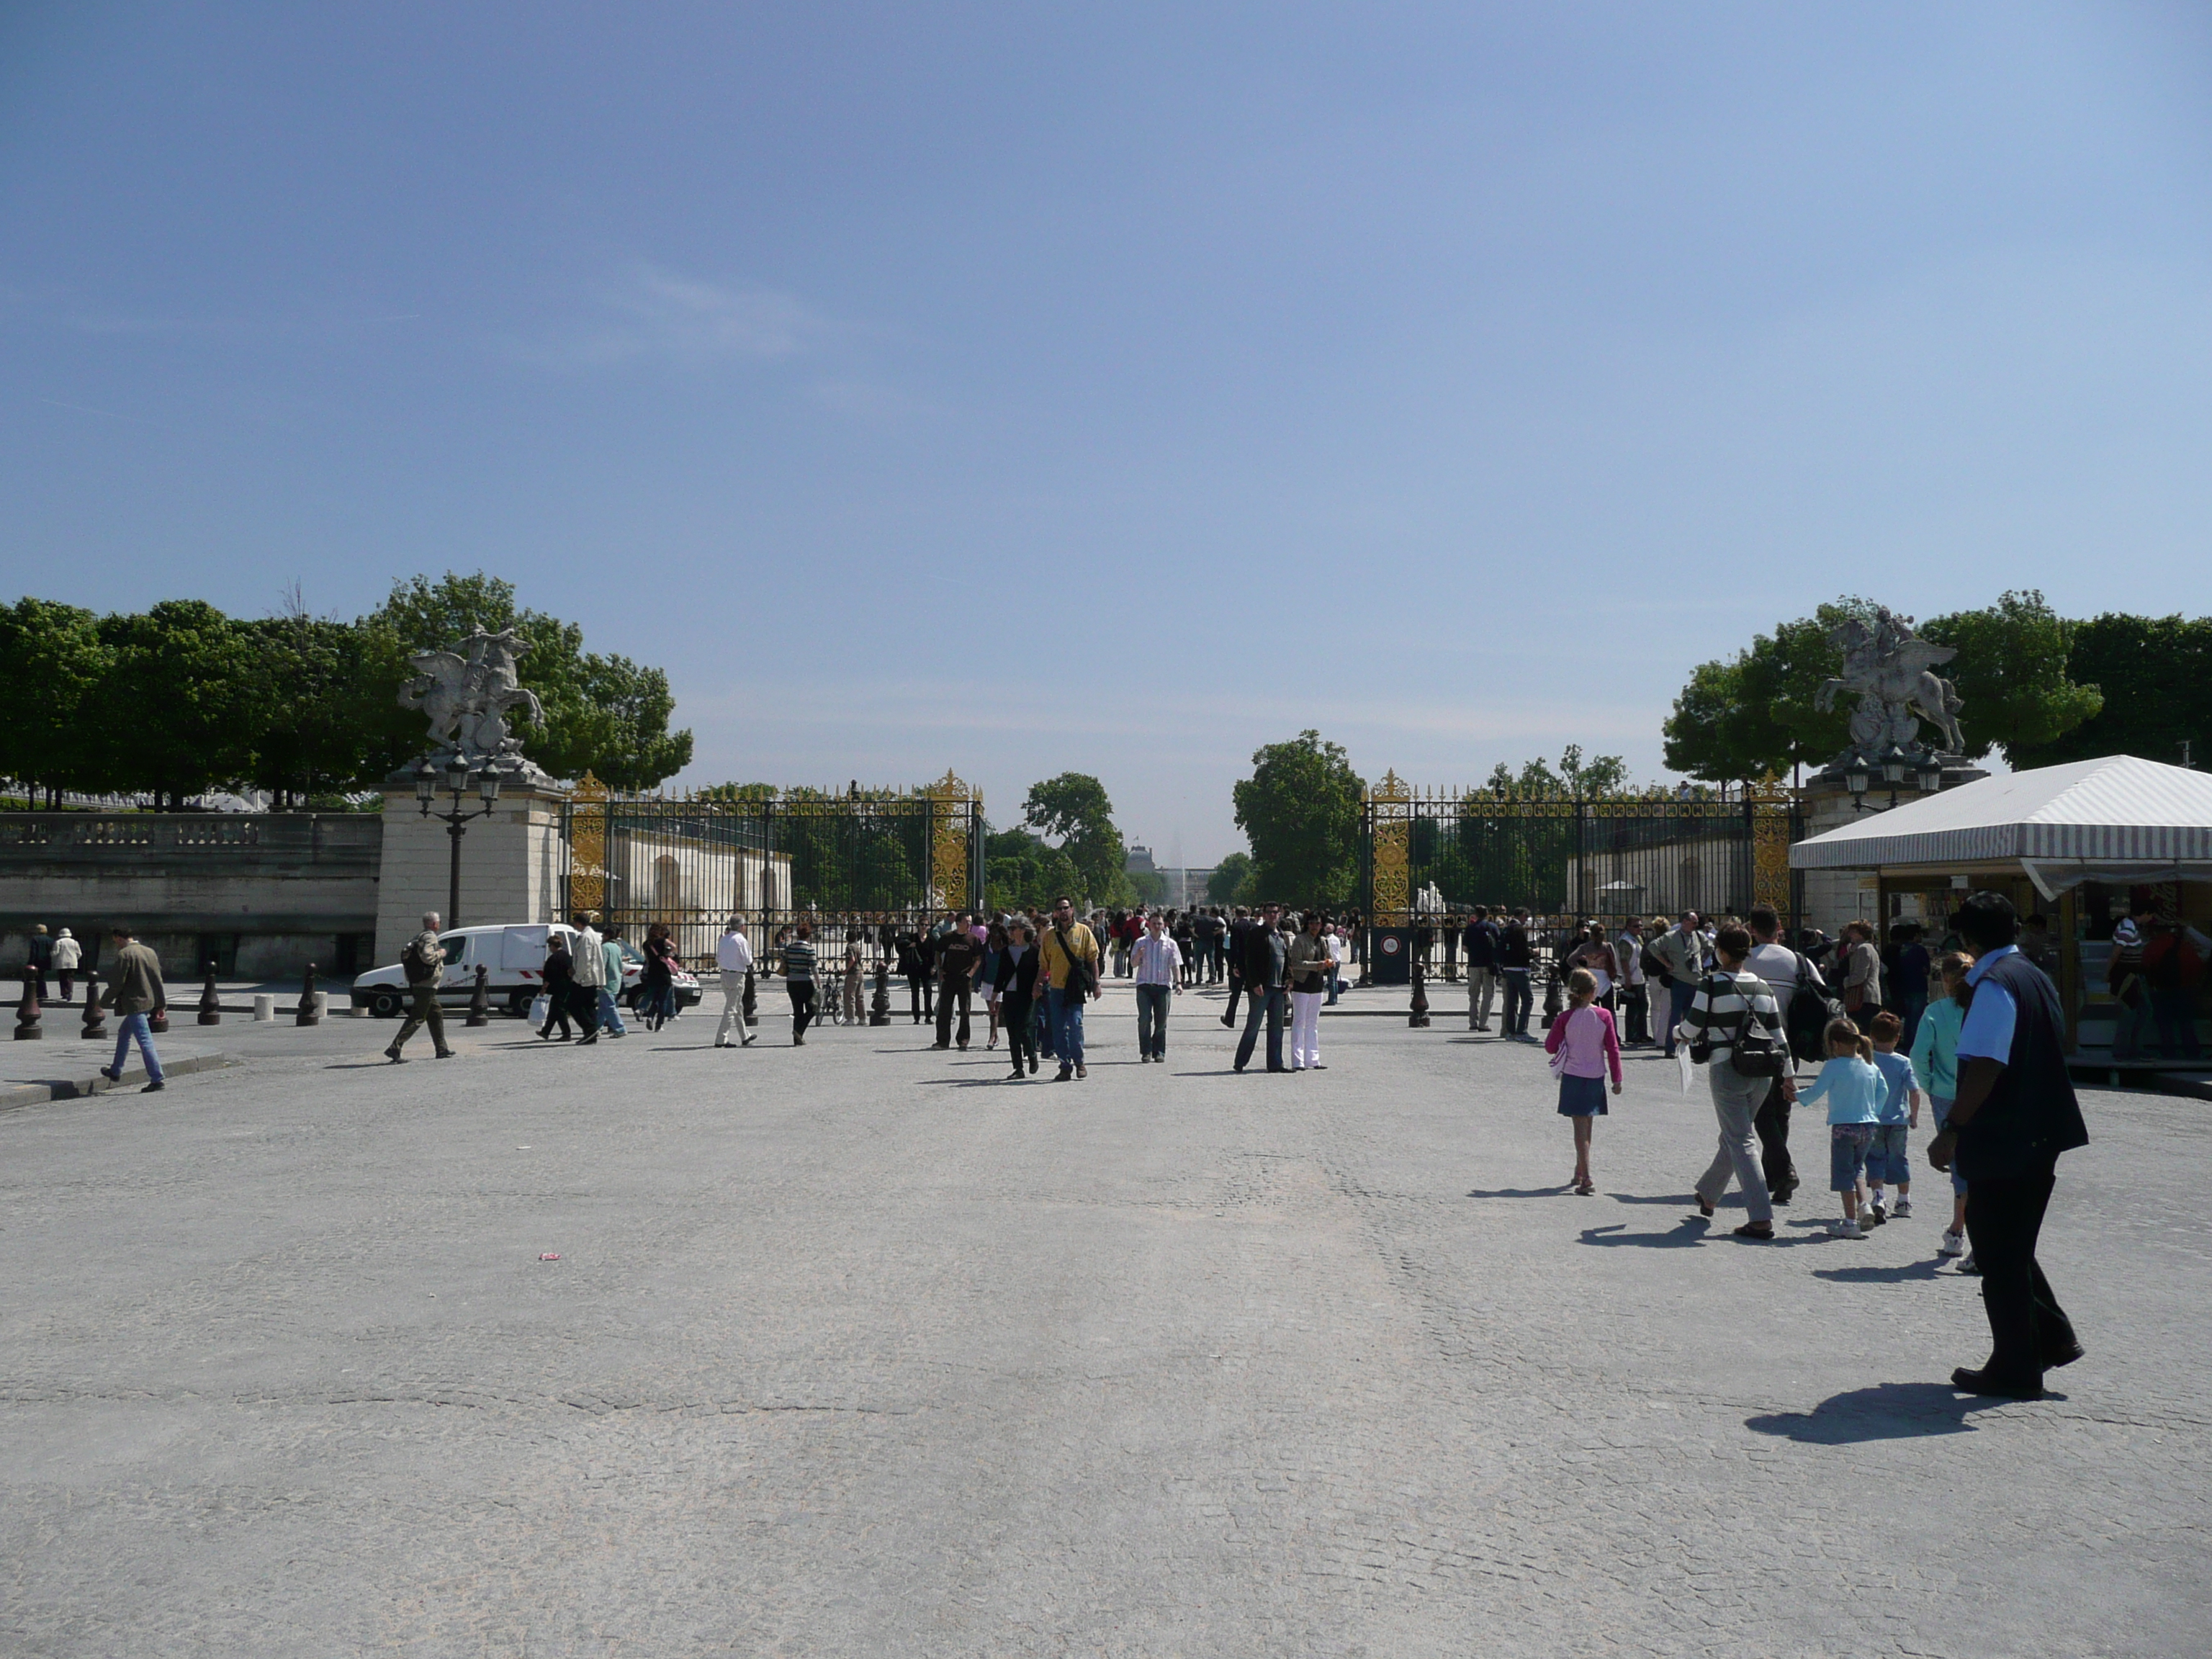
left=349, top=923, right=700, bottom=1019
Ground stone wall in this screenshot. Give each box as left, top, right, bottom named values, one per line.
left=372, top=784, right=568, bottom=966
left=0, top=812, right=382, bottom=979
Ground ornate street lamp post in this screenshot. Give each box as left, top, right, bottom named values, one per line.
left=417, top=758, right=503, bottom=929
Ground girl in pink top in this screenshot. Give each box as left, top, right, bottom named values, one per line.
left=1545, top=967, right=1623, bottom=1195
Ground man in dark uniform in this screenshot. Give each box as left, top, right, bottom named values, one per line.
left=1930, top=891, right=2089, bottom=1399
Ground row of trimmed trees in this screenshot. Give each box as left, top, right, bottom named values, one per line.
left=0, top=574, right=692, bottom=808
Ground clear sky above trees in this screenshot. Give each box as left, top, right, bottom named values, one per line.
left=6, top=6, right=2211, bottom=855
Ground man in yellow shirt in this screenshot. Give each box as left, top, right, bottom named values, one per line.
left=1039, top=894, right=1102, bottom=1081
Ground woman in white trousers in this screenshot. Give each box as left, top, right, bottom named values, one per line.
left=1286, top=913, right=1333, bottom=1071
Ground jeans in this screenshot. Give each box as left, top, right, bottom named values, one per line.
left=1004, top=997, right=1037, bottom=1072
left=1048, top=986, right=1086, bottom=1066
left=1467, top=966, right=1497, bottom=1029
left=1866, top=1124, right=1911, bottom=1185
left=1289, top=989, right=1323, bottom=1067
left=110, top=1011, right=164, bottom=1083
left=1695, top=1066, right=1773, bottom=1223
left=595, top=987, right=629, bottom=1035
left=936, top=979, right=973, bottom=1047
left=1235, top=986, right=1285, bottom=1071
left=1930, top=1096, right=1968, bottom=1195
left=787, top=981, right=816, bottom=1040
left=714, top=969, right=748, bottom=1045
left=1663, top=981, right=1696, bottom=1056
left=1500, top=968, right=1532, bottom=1035
left=1033, top=993, right=1054, bottom=1058
left=2150, top=989, right=2203, bottom=1059
left=1964, top=1155, right=2077, bottom=1383
left=1136, top=982, right=1171, bottom=1057
left=1753, top=1089, right=1798, bottom=1198
left=1829, top=1124, right=1874, bottom=1192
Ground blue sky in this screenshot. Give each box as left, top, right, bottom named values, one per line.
left=4, top=2, right=2210, bottom=863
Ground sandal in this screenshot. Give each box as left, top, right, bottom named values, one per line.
left=1575, top=1180, right=1596, bottom=1197
left=1732, top=1222, right=1774, bottom=1240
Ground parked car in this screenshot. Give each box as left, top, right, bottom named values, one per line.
left=350, top=923, right=701, bottom=1019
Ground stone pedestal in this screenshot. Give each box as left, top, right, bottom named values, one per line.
left=1794, top=765, right=1985, bottom=935
left=373, top=782, right=570, bottom=966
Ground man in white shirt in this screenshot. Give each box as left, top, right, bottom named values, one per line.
left=714, top=917, right=758, bottom=1049
left=1742, top=904, right=1817, bottom=1205
left=1130, top=912, right=1182, bottom=1063
left=1613, top=917, right=1648, bottom=1046
left=569, top=913, right=607, bottom=1045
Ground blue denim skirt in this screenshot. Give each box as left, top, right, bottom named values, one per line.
left=1557, top=1073, right=1609, bottom=1116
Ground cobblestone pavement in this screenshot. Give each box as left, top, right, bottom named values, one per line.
left=3, top=984, right=2206, bottom=1657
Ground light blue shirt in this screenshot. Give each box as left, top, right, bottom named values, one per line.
left=1909, top=996, right=1965, bottom=1099
left=1956, top=943, right=2020, bottom=1065
left=1869, top=1048, right=1919, bottom=1125
left=1802, top=1055, right=1884, bottom=1125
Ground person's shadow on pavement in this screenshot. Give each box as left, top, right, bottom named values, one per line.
left=1745, top=1380, right=2060, bottom=1444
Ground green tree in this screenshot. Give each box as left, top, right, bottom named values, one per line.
left=246, top=592, right=390, bottom=805
left=1231, top=731, right=1363, bottom=906
left=2008, top=613, right=2212, bottom=770
left=1022, top=773, right=1131, bottom=905
left=1128, top=868, right=1169, bottom=905
left=1206, top=852, right=1251, bottom=905
left=0, top=598, right=109, bottom=804
left=364, top=572, right=693, bottom=787
left=1662, top=608, right=1862, bottom=783
left=88, top=601, right=262, bottom=806
left=984, top=824, right=1084, bottom=912
left=1920, top=589, right=2103, bottom=763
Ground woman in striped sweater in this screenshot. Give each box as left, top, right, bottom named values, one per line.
left=1679, top=925, right=1785, bottom=1240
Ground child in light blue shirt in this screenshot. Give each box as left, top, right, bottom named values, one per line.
left=1910, top=953, right=1974, bottom=1259
left=1799, top=1017, right=1883, bottom=1238
left=1865, top=1010, right=1923, bottom=1224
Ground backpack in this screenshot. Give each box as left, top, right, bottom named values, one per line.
left=1640, top=942, right=1672, bottom=986
left=1784, top=951, right=1846, bottom=1063
left=403, top=933, right=441, bottom=985
left=1727, top=980, right=1791, bottom=1079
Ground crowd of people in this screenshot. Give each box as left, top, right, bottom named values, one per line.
left=52, top=878, right=2100, bottom=1403
left=1535, top=891, right=2087, bottom=1400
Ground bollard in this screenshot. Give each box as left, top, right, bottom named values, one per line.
left=295, top=963, right=321, bottom=1026
left=1540, top=963, right=1563, bottom=1031
left=253, top=994, right=275, bottom=1022
left=198, top=961, right=222, bottom=1025
left=81, top=980, right=107, bottom=1040
left=1408, top=960, right=1431, bottom=1028
left=742, top=966, right=758, bottom=1028
left=15, top=965, right=42, bottom=1040
left=870, top=961, right=891, bottom=1026
left=466, top=963, right=491, bottom=1028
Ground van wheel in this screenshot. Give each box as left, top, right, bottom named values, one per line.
left=369, top=989, right=403, bottom=1020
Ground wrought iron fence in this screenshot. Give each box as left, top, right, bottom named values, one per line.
left=1361, top=773, right=1802, bottom=930
left=557, top=770, right=985, bottom=968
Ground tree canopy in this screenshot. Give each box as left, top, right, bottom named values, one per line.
left=1232, top=731, right=1363, bottom=907
left=0, top=573, right=693, bottom=806
left=1205, top=851, right=1252, bottom=906
left=1022, top=773, right=1133, bottom=906
left=1661, top=591, right=2104, bottom=782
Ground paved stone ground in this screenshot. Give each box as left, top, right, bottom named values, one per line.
left=2, top=981, right=2206, bottom=1658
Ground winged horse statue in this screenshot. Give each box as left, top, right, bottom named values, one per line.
left=1815, top=608, right=1965, bottom=759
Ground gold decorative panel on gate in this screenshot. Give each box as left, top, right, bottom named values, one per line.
left=925, top=769, right=973, bottom=912
left=567, top=770, right=608, bottom=919
left=1370, top=770, right=1413, bottom=926
left=1748, top=773, right=1793, bottom=916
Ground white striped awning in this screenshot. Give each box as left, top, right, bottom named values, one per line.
left=1790, top=755, right=2212, bottom=870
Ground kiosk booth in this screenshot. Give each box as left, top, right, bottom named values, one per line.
left=1790, top=756, right=2212, bottom=1076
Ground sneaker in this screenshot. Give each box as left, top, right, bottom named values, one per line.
left=1863, top=1204, right=1887, bottom=1228
left=1958, top=1251, right=1979, bottom=1275
left=1828, top=1218, right=1865, bottom=1238
left=1938, top=1228, right=1966, bottom=1258
left=1892, top=1197, right=1913, bottom=1219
